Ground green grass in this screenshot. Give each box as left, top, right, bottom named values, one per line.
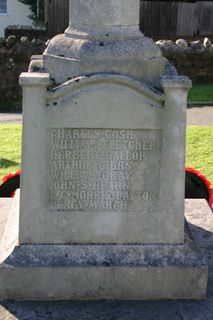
left=0, top=124, right=212, bottom=185
left=0, top=124, right=22, bottom=180
left=188, top=83, right=213, bottom=102
left=186, top=126, right=213, bottom=183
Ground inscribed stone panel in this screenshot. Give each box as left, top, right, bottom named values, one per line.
left=47, top=128, right=162, bottom=213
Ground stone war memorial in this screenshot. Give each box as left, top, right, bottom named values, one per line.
left=0, top=0, right=210, bottom=300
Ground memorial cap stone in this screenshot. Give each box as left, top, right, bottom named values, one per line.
left=43, top=0, right=165, bottom=84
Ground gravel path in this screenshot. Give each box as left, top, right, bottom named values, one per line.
left=187, top=106, right=213, bottom=126
left=0, top=106, right=213, bottom=126
left=0, top=113, right=22, bottom=123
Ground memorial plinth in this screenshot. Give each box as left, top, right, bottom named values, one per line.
left=0, top=0, right=208, bottom=300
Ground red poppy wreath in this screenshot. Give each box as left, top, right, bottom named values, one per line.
left=0, top=168, right=212, bottom=209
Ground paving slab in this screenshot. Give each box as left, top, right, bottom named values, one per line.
left=0, top=198, right=13, bottom=244
left=0, top=191, right=19, bottom=264
left=187, top=106, right=213, bottom=126
left=0, top=106, right=213, bottom=126
left=0, top=113, right=22, bottom=123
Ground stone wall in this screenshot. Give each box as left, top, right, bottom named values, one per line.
left=0, top=36, right=46, bottom=112
left=0, top=36, right=212, bottom=111
left=157, top=38, right=213, bottom=83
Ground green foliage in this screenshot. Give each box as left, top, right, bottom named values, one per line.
left=18, top=0, right=44, bottom=23
left=188, top=83, right=213, bottom=102
left=0, top=124, right=22, bottom=180
left=186, top=126, right=213, bottom=183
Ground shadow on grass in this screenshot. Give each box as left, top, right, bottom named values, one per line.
left=0, top=158, right=19, bottom=168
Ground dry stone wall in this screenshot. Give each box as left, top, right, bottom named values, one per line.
left=0, top=36, right=46, bottom=112
left=0, top=36, right=212, bottom=111
left=157, top=38, right=213, bottom=83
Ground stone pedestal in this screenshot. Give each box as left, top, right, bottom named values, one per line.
left=0, top=0, right=208, bottom=300
left=0, top=197, right=208, bottom=300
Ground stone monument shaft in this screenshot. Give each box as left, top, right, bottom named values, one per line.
left=66, top=0, right=141, bottom=39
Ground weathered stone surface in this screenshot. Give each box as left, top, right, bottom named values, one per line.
left=0, top=200, right=212, bottom=308
left=17, top=72, right=191, bottom=245
left=20, top=36, right=29, bottom=45
left=65, top=0, right=141, bottom=40
left=2, top=227, right=207, bottom=268
left=28, top=55, right=44, bottom=73
left=6, top=35, right=16, bottom=48
left=203, top=37, right=211, bottom=49
left=190, top=40, right=204, bottom=51
left=175, top=38, right=188, bottom=50
left=0, top=0, right=206, bottom=302
left=43, top=34, right=165, bottom=85
left=0, top=199, right=209, bottom=300
left=156, top=40, right=176, bottom=53
left=43, top=0, right=165, bottom=85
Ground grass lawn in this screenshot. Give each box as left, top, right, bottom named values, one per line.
left=0, top=124, right=213, bottom=185
left=188, top=83, right=213, bottom=102
left=0, top=124, right=22, bottom=181
left=186, top=126, right=213, bottom=183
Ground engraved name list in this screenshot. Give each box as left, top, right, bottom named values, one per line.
left=47, top=128, right=162, bottom=212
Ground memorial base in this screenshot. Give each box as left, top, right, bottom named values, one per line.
left=0, top=228, right=208, bottom=300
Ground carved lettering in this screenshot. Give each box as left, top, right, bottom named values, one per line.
left=47, top=129, right=162, bottom=212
